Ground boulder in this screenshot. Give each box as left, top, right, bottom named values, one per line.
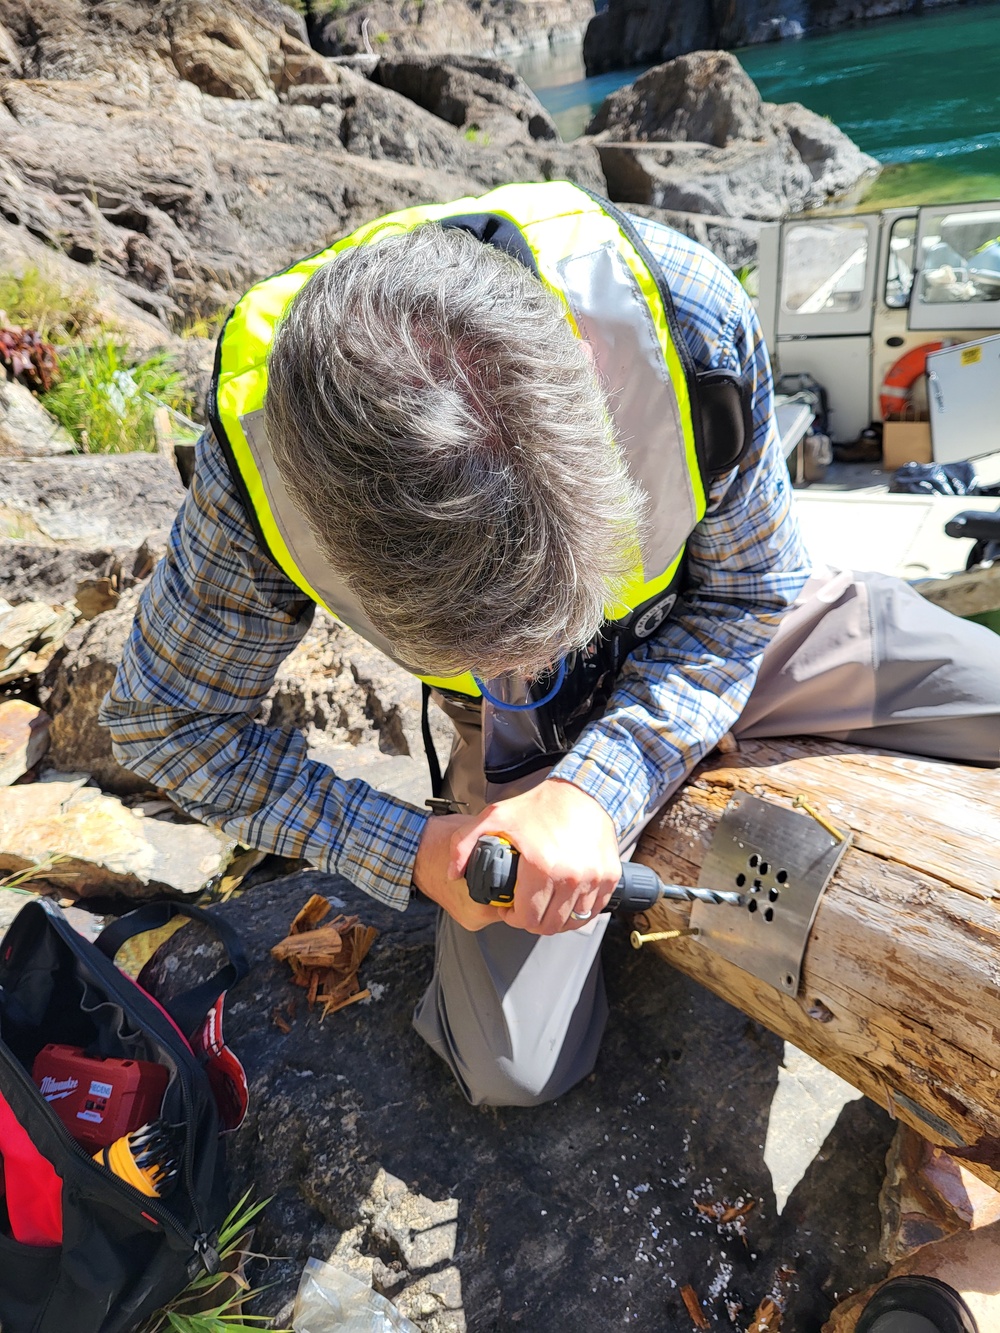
left=259, top=609, right=451, bottom=807
left=41, top=588, right=149, bottom=795
left=0, top=600, right=77, bottom=688
left=375, top=55, right=559, bottom=146
left=0, top=699, right=50, bottom=785
left=0, top=456, right=184, bottom=547
left=141, top=868, right=896, bottom=1329
left=0, top=377, right=75, bottom=459
left=312, top=0, right=594, bottom=61
left=0, top=542, right=139, bottom=607
left=0, top=779, right=236, bottom=898
left=586, top=52, right=879, bottom=219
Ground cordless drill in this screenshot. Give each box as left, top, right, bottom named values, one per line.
left=464, top=835, right=744, bottom=911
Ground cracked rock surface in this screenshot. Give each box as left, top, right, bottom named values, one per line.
left=146, top=869, right=895, bottom=1332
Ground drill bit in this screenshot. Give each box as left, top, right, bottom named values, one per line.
left=658, top=883, right=745, bottom=908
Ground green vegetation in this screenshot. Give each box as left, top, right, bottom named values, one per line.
left=139, top=1193, right=289, bottom=1333
left=860, top=163, right=1000, bottom=210
left=42, top=339, right=192, bottom=454
left=463, top=125, right=490, bottom=145
left=0, top=267, right=100, bottom=343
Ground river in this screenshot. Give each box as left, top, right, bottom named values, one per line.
left=512, top=3, right=1000, bottom=207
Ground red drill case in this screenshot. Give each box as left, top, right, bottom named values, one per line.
left=32, top=1045, right=169, bottom=1150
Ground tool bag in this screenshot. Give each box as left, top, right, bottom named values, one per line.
left=0, top=897, right=249, bottom=1333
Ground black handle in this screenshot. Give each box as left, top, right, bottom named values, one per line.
left=945, top=510, right=1000, bottom=542
left=95, top=901, right=249, bottom=1039
left=465, top=836, right=663, bottom=912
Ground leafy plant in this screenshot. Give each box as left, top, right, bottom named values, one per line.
left=0, top=267, right=99, bottom=343
left=138, top=1193, right=290, bottom=1333
left=41, top=339, right=192, bottom=453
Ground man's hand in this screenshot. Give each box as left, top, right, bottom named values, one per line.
left=412, top=813, right=507, bottom=932
left=449, top=778, right=621, bottom=936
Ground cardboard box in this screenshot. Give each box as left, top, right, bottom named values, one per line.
left=882, top=420, right=932, bottom=472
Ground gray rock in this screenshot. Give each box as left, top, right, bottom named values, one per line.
left=587, top=52, right=879, bottom=219
left=582, top=0, right=953, bottom=77
left=0, top=542, right=135, bottom=606
left=375, top=55, right=559, bottom=146
left=143, top=869, right=895, bottom=1331
left=312, top=0, right=594, bottom=61
left=0, top=18, right=20, bottom=72
left=626, top=204, right=761, bottom=270
left=0, top=699, right=50, bottom=785
left=41, top=588, right=149, bottom=795
left=0, top=6, right=603, bottom=323
left=0, top=377, right=74, bottom=459
left=0, top=779, right=236, bottom=898
left=0, top=456, right=184, bottom=547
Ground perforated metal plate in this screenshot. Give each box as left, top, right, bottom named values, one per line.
left=690, top=792, right=852, bottom=997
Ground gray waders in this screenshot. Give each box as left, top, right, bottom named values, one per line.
left=412, top=569, right=1000, bottom=1107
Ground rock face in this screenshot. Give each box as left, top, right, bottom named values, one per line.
left=312, top=0, right=594, bottom=60
left=41, top=588, right=150, bottom=795
left=0, top=778, right=235, bottom=898
left=583, top=0, right=963, bottom=77
left=143, top=869, right=895, bottom=1331
left=0, top=378, right=75, bottom=458
left=585, top=51, right=879, bottom=219
left=0, top=456, right=184, bottom=546
left=0, top=0, right=602, bottom=325
left=374, top=54, right=559, bottom=146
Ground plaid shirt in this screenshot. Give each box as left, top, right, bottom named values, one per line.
left=101, top=215, right=811, bottom=910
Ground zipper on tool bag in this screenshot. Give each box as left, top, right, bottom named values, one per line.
left=0, top=1038, right=217, bottom=1270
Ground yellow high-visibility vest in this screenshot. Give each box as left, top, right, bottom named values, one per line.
left=210, top=181, right=715, bottom=698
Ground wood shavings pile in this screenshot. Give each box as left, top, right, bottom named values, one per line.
left=271, top=893, right=378, bottom=1020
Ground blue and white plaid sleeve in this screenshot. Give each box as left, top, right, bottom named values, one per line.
left=99, top=432, right=428, bottom=910
left=552, top=216, right=813, bottom=843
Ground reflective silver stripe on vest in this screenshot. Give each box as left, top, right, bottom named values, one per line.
left=240, top=407, right=409, bottom=664
left=556, top=243, right=696, bottom=578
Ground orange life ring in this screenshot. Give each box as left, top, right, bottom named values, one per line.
left=880, top=342, right=943, bottom=421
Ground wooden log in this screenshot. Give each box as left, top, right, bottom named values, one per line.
left=632, top=738, right=1000, bottom=1191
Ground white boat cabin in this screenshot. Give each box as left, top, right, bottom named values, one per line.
left=757, top=201, right=1000, bottom=443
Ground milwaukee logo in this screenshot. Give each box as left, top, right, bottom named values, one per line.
left=40, top=1075, right=79, bottom=1101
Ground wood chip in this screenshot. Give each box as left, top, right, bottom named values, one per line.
left=290, top=893, right=332, bottom=933
left=680, top=1284, right=709, bottom=1330
left=272, top=898, right=376, bottom=1022
left=747, top=1298, right=782, bottom=1333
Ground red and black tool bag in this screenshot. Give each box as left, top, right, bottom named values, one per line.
left=0, top=898, right=249, bottom=1333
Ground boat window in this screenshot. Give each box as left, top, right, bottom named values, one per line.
left=780, top=220, right=869, bottom=315
left=884, top=217, right=916, bottom=308
left=915, top=208, right=1000, bottom=307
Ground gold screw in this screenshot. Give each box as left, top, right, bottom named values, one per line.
left=630, top=926, right=700, bottom=950
left=792, top=794, right=845, bottom=843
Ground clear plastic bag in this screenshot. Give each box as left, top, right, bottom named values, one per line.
left=292, top=1258, right=420, bottom=1333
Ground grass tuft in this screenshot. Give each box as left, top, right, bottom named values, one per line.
left=41, top=339, right=192, bottom=454
left=138, top=1193, right=290, bottom=1333
left=0, top=267, right=100, bottom=344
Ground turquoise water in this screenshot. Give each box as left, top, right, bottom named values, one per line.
left=516, top=4, right=1000, bottom=205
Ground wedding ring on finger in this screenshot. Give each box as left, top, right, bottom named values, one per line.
left=569, top=908, right=593, bottom=922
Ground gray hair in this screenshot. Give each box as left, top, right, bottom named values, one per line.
left=264, top=223, right=645, bottom=680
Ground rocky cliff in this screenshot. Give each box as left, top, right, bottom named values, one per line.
left=0, top=0, right=601, bottom=330
left=310, top=0, right=594, bottom=60
left=584, top=0, right=965, bottom=77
